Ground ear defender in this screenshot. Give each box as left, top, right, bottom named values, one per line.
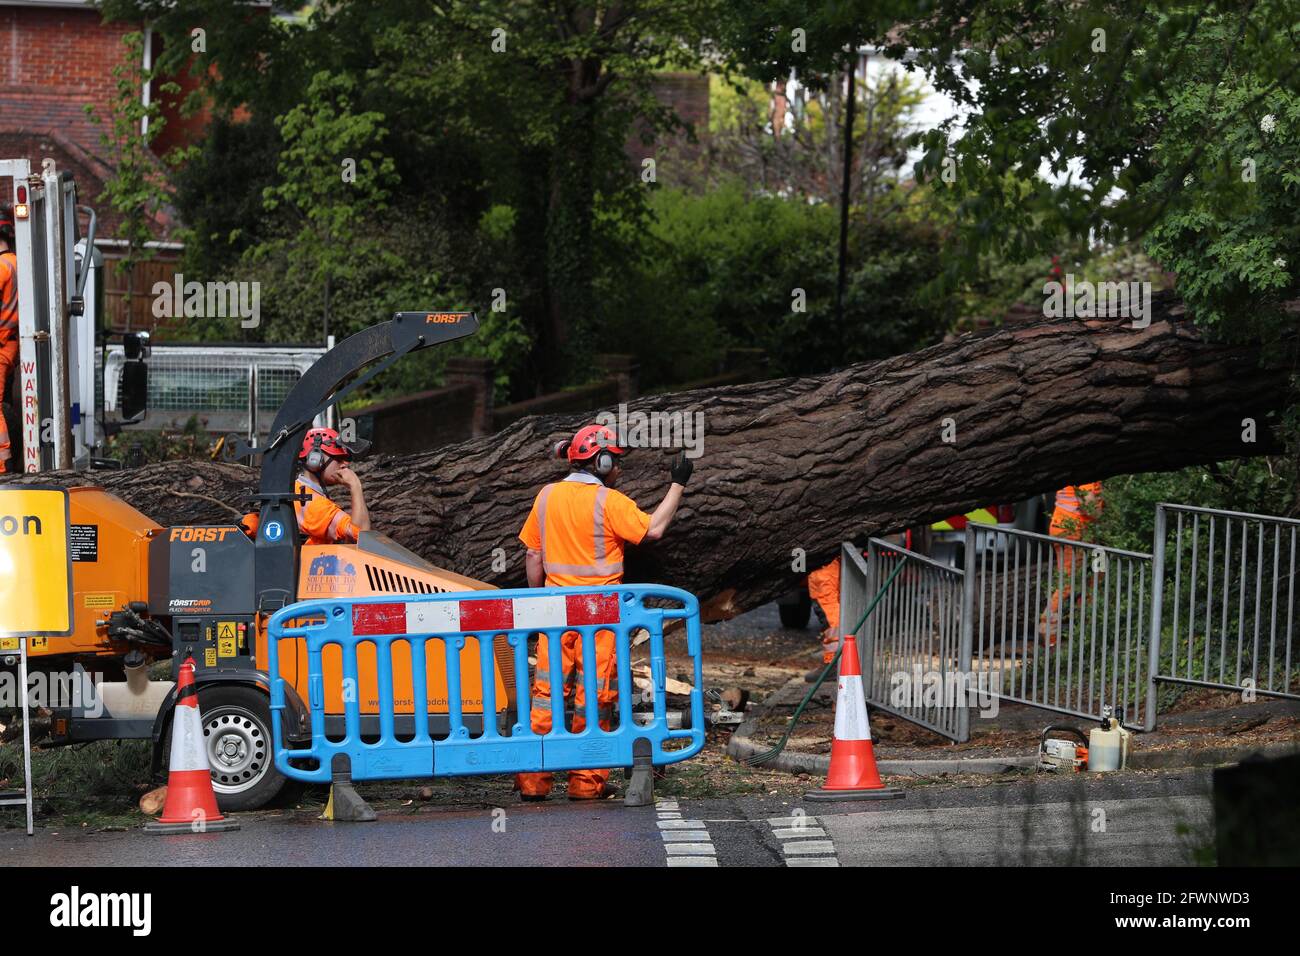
left=593, top=450, right=615, bottom=477
left=553, top=439, right=571, bottom=460
left=305, top=434, right=327, bottom=473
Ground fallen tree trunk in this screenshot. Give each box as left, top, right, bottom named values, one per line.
left=6, top=294, right=1292, bottom=620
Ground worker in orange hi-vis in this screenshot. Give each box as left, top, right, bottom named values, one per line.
left=0, top=204, right=19, bottom=473
left=808, top=557, right=842, bottom=676
left=515, top=423, right=694, bottom=801
left=293, top=427, right=372, bottom=544
left=236, top=427, right=372, bottom=541
left=1039, top=482, right=1104, bottom=644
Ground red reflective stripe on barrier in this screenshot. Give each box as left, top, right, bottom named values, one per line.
left=565, top=593, right=620, bottom=626
left=459, top=599, right=514, bottom=631
left=353, top=602, right=407, bottom=635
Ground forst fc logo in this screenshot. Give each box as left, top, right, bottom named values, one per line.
left=169, top=527, right=238, bottom=543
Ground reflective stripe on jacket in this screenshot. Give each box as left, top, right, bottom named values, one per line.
left=294, top=472, right=359, bottom=545
left=1054, top=482, right=1102, bottom=516
left=520, top=471, right=651, bottom=587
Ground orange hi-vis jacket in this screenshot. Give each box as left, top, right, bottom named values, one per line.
left=519, top=472, right=652, bottom=587
left=1054, top=482, right=1103, bottom=517
left=0, top=251, right=17, bottom=348
left=294, top=472, right=360, bottom=545
left=0, top=251, right=19, bottom=467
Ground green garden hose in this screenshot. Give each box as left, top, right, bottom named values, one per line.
left=743, top=556, right=908, bottom=766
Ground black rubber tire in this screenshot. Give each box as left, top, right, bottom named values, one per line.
left=778, top=592, right=813, bottom=630
left=162, top=684, right=289, bottom=812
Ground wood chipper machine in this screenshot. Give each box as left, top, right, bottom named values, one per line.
left=4, top=308, right=516, bottom=810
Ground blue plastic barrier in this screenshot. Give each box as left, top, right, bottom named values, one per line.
left=266, top=585, right=705, bottom=783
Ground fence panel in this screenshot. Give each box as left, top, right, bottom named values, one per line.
left=266, top=584, right=705, bottom=783
left=970, top=527, right=1152, bottom=730
left=859, top=538, right=972, bottom=742
left=1149, top=504, right=1299, bottom=709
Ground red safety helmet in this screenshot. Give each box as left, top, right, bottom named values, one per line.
left=564, top=424, right=625, bottom=462
left=554, top=423, right=625, bottom=477
left=299, top=427, right=353, bottom=473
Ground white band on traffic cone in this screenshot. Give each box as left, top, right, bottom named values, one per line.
left=833, top=674, right=872, bottom=742
left=170, top=693, right=209, bottom=773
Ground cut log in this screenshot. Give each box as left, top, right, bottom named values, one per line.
left=5, top=295, right=1290, bottom=621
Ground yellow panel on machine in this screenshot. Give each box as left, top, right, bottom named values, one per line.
left=26, top=487, right=160, bottom=660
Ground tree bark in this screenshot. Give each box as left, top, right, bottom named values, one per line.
left=6, top=296, right=1291, bottom=621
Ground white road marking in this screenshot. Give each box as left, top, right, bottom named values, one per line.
left=772, top=827, right=827, bottom=838
left=786, top=857, right=840, bottom=867
left=782, top=840, right=836, bottom=855
left=766, top=816, right=819, bottom=827
left=765, top=813, right=840, bottom=866
left=657, top=800, right=717, bottom=866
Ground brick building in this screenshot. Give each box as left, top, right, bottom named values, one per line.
left=0, top=0, right=246, bottom=328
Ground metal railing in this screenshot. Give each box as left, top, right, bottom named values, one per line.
left=970, top=527, right=1153, bottom=731
left=858, top=538, right=973, bottom=742
left=851, top=502, right=1298, bottom=738
left=1149, top=504, right=1299, bottom=715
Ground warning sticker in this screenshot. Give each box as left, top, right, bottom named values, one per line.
left=84, top=593, right=116, bottom=609
left=0, top=637, right=18, bottom=651
left=29, top=637, right=48, bottom=651
left=70, top=524, right=98, bottom=562
left=205, top=647, right=217, bottom=668
left=217, top=621, right=237, bottom=657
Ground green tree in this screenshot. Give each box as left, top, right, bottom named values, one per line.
left=720, top=1, right=1300, bottom=342
left=249, top=71, right=399, bottom=343
left=86, top=31, right=183, bottom=327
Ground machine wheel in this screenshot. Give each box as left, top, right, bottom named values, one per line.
left=777, top=592, right=813, bottom=629
left=164, top=685, right=289, bottom=812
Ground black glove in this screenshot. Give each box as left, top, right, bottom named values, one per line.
left=670, top=452, right=694, bottom=486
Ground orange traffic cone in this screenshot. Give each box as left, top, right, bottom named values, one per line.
left=805, top=633, right=903, bottom=802
left=145, top=658, right=240, bottom=834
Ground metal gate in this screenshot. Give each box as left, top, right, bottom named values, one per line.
left=855, top=538, right=973, bottom=742
left=1149, top=504, right=1299, bottom=713
left=852, top=525, right=1155, bottom=739
left=969, top=527, right=1153, bottom=731
left=849, top=502, right=1295, bottom=739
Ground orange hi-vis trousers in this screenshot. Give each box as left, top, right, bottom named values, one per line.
left=1039, top=508, right=1095, bottom=643
left=516, top=628, right=618, bottom=799
left=0, top=338, right=17, bottom=472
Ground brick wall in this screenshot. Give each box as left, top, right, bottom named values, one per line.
left=354, top=383, right=482, bottom=457
left=626, top=71, right=710, bottom=166
left=0, top=4, right=208, bottom=205
left=0, top=6, right=136, bottom=157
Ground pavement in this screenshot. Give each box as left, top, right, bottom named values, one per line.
left=1, top=768, right=1216, bottom=866
left=0, top=601, right=1290, bottom=866
left=729, top=669, right=1300, bottom=775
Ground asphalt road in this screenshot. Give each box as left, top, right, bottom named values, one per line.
left=2, top=768, right=1214, bottom=867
